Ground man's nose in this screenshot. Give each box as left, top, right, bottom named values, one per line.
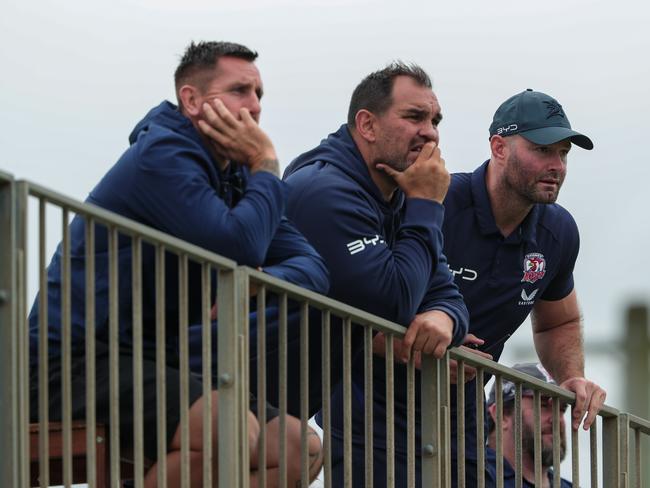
left=248, top=93, right=261, bottom=120
left=419, top=122, right=439, bottom=144
left=548, top=152, right=567, bottom=172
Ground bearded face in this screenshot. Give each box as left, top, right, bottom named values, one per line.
left=500, top=136, right=570, bottom=205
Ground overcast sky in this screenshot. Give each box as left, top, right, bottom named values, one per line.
left=2, top=0, right=649, bottom=478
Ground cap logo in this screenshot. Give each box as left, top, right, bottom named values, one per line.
left=496, top=124, right=518, bottom=135
left=543, top=100, right=565, bottom=119
left=521, top=253, right=546, bottom=283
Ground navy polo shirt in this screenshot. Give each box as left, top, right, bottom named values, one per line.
left=443, top=160, right=579, bottom=361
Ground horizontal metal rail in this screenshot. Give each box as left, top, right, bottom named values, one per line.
left=25, top=180, right=238, bottom=271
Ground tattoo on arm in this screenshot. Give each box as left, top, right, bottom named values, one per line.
left=252, top=158, right=280, bottom=177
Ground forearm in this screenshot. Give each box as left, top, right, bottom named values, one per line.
left=533, top=320, right=584, bottom=384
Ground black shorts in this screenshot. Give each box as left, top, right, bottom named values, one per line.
left=29, top=343, right=279, bottom=462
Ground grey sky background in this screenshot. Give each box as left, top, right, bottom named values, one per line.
left=2, top=0, right=649, bottom=481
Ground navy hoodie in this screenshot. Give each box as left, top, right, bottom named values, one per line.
left=29, top=101, right=328, bottom=361
left=284, top=124, right=468, bottom=333
left=284, top=123, right=469, bottom=485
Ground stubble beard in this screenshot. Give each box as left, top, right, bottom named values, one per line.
left=521, top=422, right=567, bottom=468
left=504, top=153, right=565, bottom=205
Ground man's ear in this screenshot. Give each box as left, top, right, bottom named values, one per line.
left=178, top=85, right=202, bottom=117
left=487, top=403, right=498, bottom=423
left=354, top=109, right=378, bottom=143
left=490, top=135, right=510, bottom=162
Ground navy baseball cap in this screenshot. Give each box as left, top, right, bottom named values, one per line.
left=487, top=362, right=557, bottom=405
left=489, top=89, right=594, bottom=150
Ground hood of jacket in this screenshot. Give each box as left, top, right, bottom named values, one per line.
left=128, top=100, right=206, bottom=150
left=284, top=124, right=404, bottom=209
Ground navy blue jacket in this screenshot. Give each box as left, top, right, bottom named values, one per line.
left=29, top=101, right=328, bottom=361
left=284, top=124, right=469, bottom=334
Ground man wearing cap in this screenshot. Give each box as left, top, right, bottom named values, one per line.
left=486, top=363, right=572, bottom=487
left=368, top=89, right=606, bottom=485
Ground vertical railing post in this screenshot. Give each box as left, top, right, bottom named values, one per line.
left=625, top=303, right=650, bottom=483
left=421, top=354, right=441, bottom=486
left=620, top=414, right=630, bottom=487
left=0, top=171, right=23, bottom=487
left=603, top=414, right=621, bottom=487
left=15, top=180, right=31, bottom=485
left=217, top=266, right=248, bottom=487
left=236, top=267, right=251, bottom=488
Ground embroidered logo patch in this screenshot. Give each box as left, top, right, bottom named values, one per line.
left=518, top=288, right=538, bottom=306
left=521, top=253, right=546, bottom=283
left=543, top=100, right=566, bottom=119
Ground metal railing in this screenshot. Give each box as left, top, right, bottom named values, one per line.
left=1, top=170, right=649, bottom=487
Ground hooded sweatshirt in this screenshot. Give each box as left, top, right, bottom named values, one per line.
left=29, top=101, right=328, bottom=362
left=284, top=124, right=468, bottom=333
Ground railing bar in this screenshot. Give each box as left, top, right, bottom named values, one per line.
left=495, top=376, right=503, bottom=488
left=16, top=191, right=30, bottom=487
left=632, top=422, right=643, bottom=487
left=590, top=419, right=598, bottom=488
left=178, top=254, right=190, bottom=487
left=456, top=360, right=465, bottom=488
left=514, top=383, right=522, bottom=488
left=620, top=414, right=630, bottom=488
left=300, top=301, right=310, bottom=486
left=37, top=199, right=50, bottom=488
left=442, top=404, right=451, bottom=488
left=385, top=333, right=395, bottom=488
left=406, top=350, right=415, bottom=488
left=24, top=183, right=237, bottom=270
left=476, top=368, right=485, bottom=488
left=322, top=310, right=332, bottom=488
left=571, top=406, right=580, bottom=487
left=85, top=217, right=97, bottom=488
left=201, top=262, right=213, bottom=488
left=108, top=226, right=120, bottom=487
left=132, top=236, right=144, bottom=487
left=61, top=208, right=73, bottom=488
left=533, top=390, right=542, bottom=487
left=441, top=354, right=451, bottom=488
left=217, top=268, right=239, bottom=487
left=256, top=285, right=267, bottom=488
left=363, top=326, right=374, bottom=488
left=552, top=397, right=560, bottom=488
left=238, top=333, right=249, bottom=488
left=279, top=293, right=288, bottom=487
left=155, top=245, right=167, bottom=488
left=238, top=269, right=251, bottom=488
left=420, top=353, right=437, bottom=486
left=343, top=317, right=352, bottom=488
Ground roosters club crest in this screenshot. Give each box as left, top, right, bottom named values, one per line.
left=521, top=253, right=546, bottom=283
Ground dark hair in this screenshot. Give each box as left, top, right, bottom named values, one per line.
left=347, top=61, right=432, bottom=127
left=174, top=41, right=258, bottom=93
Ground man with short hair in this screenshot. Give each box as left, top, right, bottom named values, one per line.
left=283, top=62, right=470, bottom=487
left=486, top=363, right=572, bottom=487
left=29, top=41, right=326, bottom=487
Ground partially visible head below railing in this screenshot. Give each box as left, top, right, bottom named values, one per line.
left=487, top=362, right=571, bottom=488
